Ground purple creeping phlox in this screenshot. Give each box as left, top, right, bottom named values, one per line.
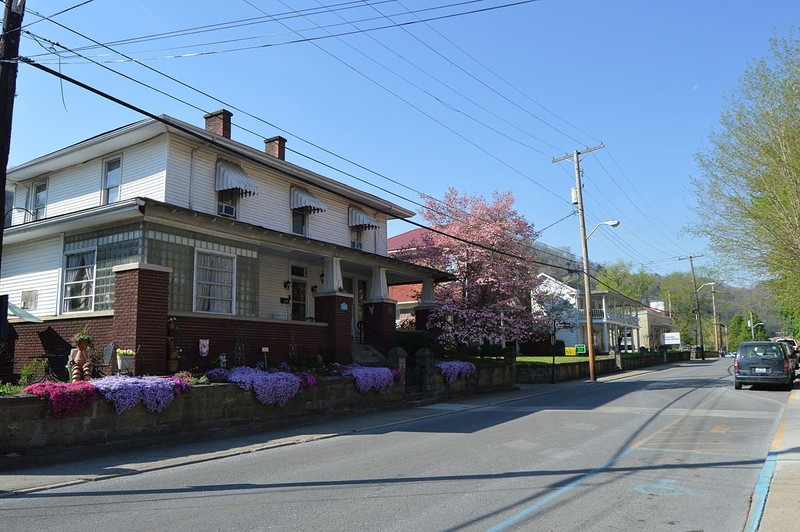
left=204, top=368, right=230, bottom=383
left=295, top=371, right=317, bottom=389
left=342, top=365, right=394, bottom=394
left=228, top=367, right=301, bottom=406
left=93, top=375, right=190, bottom=414
left=22, top=381, right=98, bottom=419
left=434, top=361, right=477, bottom=385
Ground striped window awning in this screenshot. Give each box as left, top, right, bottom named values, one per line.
left=348, top=207, right=379, bottom=229
left=215, top=159, right=258, bottom=197
left=291, top=187, right=326, bottom=213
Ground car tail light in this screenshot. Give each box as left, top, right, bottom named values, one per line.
left=785, top=359, right=791, bottom=373
left=734, top=358, right=738, bottom=371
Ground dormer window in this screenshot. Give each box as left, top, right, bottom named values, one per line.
left=103, top=157, right=121, bottom=204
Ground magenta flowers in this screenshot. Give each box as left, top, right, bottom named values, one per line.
left=22, top=381, right=98, bottom=419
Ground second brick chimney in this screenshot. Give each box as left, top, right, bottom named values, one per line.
left=204, top=109, right=232, bottom=138
left=264, top=136, right=287, bottom=160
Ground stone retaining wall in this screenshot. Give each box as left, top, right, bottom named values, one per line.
left=515, top=351, right=692, bottom=384
left=1, top=363, right=515, bottom=469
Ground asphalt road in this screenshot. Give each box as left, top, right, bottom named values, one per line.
left=0, top=359, right=787, bottom=531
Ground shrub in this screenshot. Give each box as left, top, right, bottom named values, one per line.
left=0, top=382, right=23, bottom=395
left=396, top=330, right=438, bottom=356
left=205, top=368, right=230, bottom=383
left=18, top=359, right=46, bottom=387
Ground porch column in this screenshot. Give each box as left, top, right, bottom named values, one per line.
left=113, top=263, right=171, bottom=376
left=362, top=267, right=397, bottom=353
left=414, top=278, right=439, bottom=332
left=602, top=322, right=610, bottom=353
left=314, top=257, right=352, bottom=364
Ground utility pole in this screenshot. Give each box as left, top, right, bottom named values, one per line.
left=553, top=144, right=604, bottom=381
left=710, top=284, right=719, bottom=352
left=0, top=0, right=26, bottom=278
left=680, top=255, right=705, bottom=360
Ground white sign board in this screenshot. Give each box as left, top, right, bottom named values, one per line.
left=662, top=332, right=681, bottom=345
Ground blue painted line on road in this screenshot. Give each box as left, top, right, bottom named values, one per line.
left=745, top=450, right=776, bottom=532
left=487, top=448, right=633, bottom=532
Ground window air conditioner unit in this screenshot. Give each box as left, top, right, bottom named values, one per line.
left=217, top=203, right=236, bottom=218
left=351, top=241, right=363, bottom=250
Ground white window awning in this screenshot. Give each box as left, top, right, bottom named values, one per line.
left=291, top=187, right=326, bottom=213
left=215, top=159, right=258, bottom=197
left=348, top=207, right=379, bottom=229
left=8, top=301, right=43, bottom=323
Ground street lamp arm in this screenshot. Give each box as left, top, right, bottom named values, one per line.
left=586, top=220, right=620, bottom=240
left=695, top=281, right=715, bottom=293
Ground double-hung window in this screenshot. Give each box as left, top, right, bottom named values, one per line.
left=63, top=250, right=96, bottom=312
left=194, top=250, right=235, bottom=314
left=30, top=181, right=47, bottom=220
left=103, top=157, right=121, bottom=204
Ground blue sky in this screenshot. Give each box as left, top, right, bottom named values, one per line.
left=8, top=0, right=800, bottom=281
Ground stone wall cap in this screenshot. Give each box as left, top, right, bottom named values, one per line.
left=113, top=262, right=173, bottom=274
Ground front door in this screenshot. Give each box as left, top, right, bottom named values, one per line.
left=342, top=277, right=367, bottom=341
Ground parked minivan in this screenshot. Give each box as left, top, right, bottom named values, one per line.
left=734, top=341, right=798, bottom=390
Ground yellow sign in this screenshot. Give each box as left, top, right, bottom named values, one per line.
left=565, top=347, right=576, bottom=356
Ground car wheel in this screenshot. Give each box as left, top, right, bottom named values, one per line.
left=734, top=380, right=742, bottom=390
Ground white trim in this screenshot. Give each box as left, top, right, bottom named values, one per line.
left=61, top=247, right=97, bottom=314
left=102, top=154, right=123, bottom=205
left=113, top=262, right=173, bottom=274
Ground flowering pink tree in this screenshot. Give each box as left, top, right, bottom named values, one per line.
left=402, top=188, right=551, bottom=349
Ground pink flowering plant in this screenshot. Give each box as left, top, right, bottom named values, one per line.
left=228, top=367, right=301, bottom=407
left=93, top=375, right=190, bottom=414
left=342, top=365, right=395, bottom=394
left=435, top=360, right=477, bottom=385
left=22, top=381, right=98, bottom=419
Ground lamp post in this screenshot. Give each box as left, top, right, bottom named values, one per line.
left=749, top=310, right=764, bottom=340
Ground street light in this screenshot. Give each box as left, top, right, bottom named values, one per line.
left=586, top=220, right=620, bottom=240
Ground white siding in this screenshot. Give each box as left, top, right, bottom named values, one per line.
left=120, top=137, right=167, bottom=201
left=259, top=254, right=290, bottom=319
left=15, top=136, right=167, bottom=219
left=0, top=236, right=63, bottom=316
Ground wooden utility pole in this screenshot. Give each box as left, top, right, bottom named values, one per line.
left=0, top=0, right=26, bottom=276
left=552, top=144, right=604, bottom=381
left=680, top=255, right=705, bottom=360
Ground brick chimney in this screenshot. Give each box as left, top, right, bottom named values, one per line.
left=264, top=136, right=287, bottom=160
left=204, top=109, right=232, bottom=138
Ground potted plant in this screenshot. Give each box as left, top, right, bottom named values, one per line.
left=70, top=326, right=94, bottom=350
left=115, top=348, right=136, bottom=373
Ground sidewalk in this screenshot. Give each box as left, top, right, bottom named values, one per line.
left=750, top=388, right=800, bottom=531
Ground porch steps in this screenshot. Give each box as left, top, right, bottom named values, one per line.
left=350, top=343, right=388, bottom=367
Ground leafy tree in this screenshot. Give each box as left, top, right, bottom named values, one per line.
left=596, top=260, right=654, bottom=302
left=727, top=314, right=750, bottom=351
left=410, top=188, right=549, bottom=348
left=692, top=31, right=800, bottom=316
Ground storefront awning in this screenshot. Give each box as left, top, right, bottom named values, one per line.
left=291, top=187, right=326, bottom=213
left=215, top=159, right=258, bottom=197
left=348, top=207, right=379, bottom=229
